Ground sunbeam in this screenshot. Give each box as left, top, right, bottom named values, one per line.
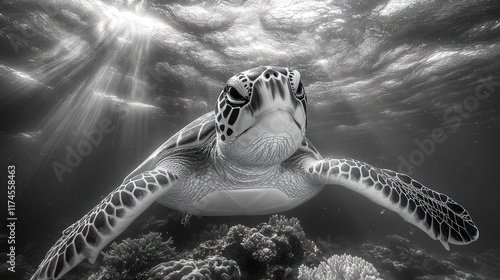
left=3, top=0, right=171, bottom=189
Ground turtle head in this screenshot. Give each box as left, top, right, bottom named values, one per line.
left=215, top=66, right=307, bottom=167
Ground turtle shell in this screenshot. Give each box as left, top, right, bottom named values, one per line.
left=123, top=111, right=216, bottom=181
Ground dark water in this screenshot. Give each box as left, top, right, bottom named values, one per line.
left=1, top=0, right=500, bottom=279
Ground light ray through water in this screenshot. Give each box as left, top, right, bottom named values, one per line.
left=9, top=0, right=169, bottom=188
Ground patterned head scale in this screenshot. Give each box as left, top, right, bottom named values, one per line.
left=215, top=66, right=307, bottom=165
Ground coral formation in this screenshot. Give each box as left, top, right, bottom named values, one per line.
left=185, top=215, right=320, bottom=279
left=141, top=212, right=210, bottom=252
left=298, top=254, right=382, bottom=280
left=20, top=213, right=500, bottom=280
left=242, top=231, right=278, bottom=262
left=91, top=232, right=177, bottom=280
left=315, top=234, right=500, bottom=280
left=142, top=215, right=170, bottom=231
left=148, top=256, right=240, bottom=280
left=359, top=235, right=457, bottom=279
left=199, top=223, right=230, bottom=241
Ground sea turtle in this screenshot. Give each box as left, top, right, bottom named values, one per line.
left=32, top=66, right=479, bottom=280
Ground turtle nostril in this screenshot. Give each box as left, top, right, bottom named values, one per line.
left=264, top=69, right=279, bottom=79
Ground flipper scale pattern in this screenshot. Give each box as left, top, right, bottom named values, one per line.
left=307, top=158, right=478, bottom=250
left=31, top=169, right=177, bottom=280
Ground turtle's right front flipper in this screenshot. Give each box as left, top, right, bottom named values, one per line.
left=31, top=169, right=178, bottom=280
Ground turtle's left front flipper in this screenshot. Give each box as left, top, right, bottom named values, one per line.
left=31, top=169, right=178, bottom=280
left=306, top=158, right=479, bottom=250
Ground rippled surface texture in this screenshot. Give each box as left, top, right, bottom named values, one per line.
left=1, top=0, right=499, bottom=278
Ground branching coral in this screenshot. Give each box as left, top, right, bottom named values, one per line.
left=254, top=215, right=320, bottom=266
left=298, top=254, right=382, bottom=280
left=141, top=212, right=211, bottom=253
left=148, top=256, right=241, bottom=280
left=241, top=231, right=278, bottom=262
left=91, top=232, right=177, bottom=280
left=267, top=215, right=306, bottom=239
left=142, top=215, right=169, bottom=231
left=183, top=215, right=320, bottom=279
left=200, top=224, right=230, bottom=241
left=266, top=216, right=321, bottom=266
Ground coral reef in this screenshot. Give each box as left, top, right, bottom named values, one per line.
left=29, top=213, right=498, bottom=280
left=142, top=215, right=170, bottom=232
left=358, top=235, right=459, bottom=279
left=148, top=256, right=240, bottom=280
left=298, top=253, right=382, bottom=280
left=185, top=215, right=321, bottom=279
left=141, top=212, right=211, bottom=252
left=471, top=249, right=500, bottom=278
left=199, top=223, right=230, bottom=241
left=90, top=232, right=177, bottom=280
left=315, top=234, right=500, bottom=280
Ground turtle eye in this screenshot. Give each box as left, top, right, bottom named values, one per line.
left=295, top=81, right=305, bottom=100
left=225, top=86, right=248, bottom=106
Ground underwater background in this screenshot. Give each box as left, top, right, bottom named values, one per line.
left=1, top=0, right=500, bottom=279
